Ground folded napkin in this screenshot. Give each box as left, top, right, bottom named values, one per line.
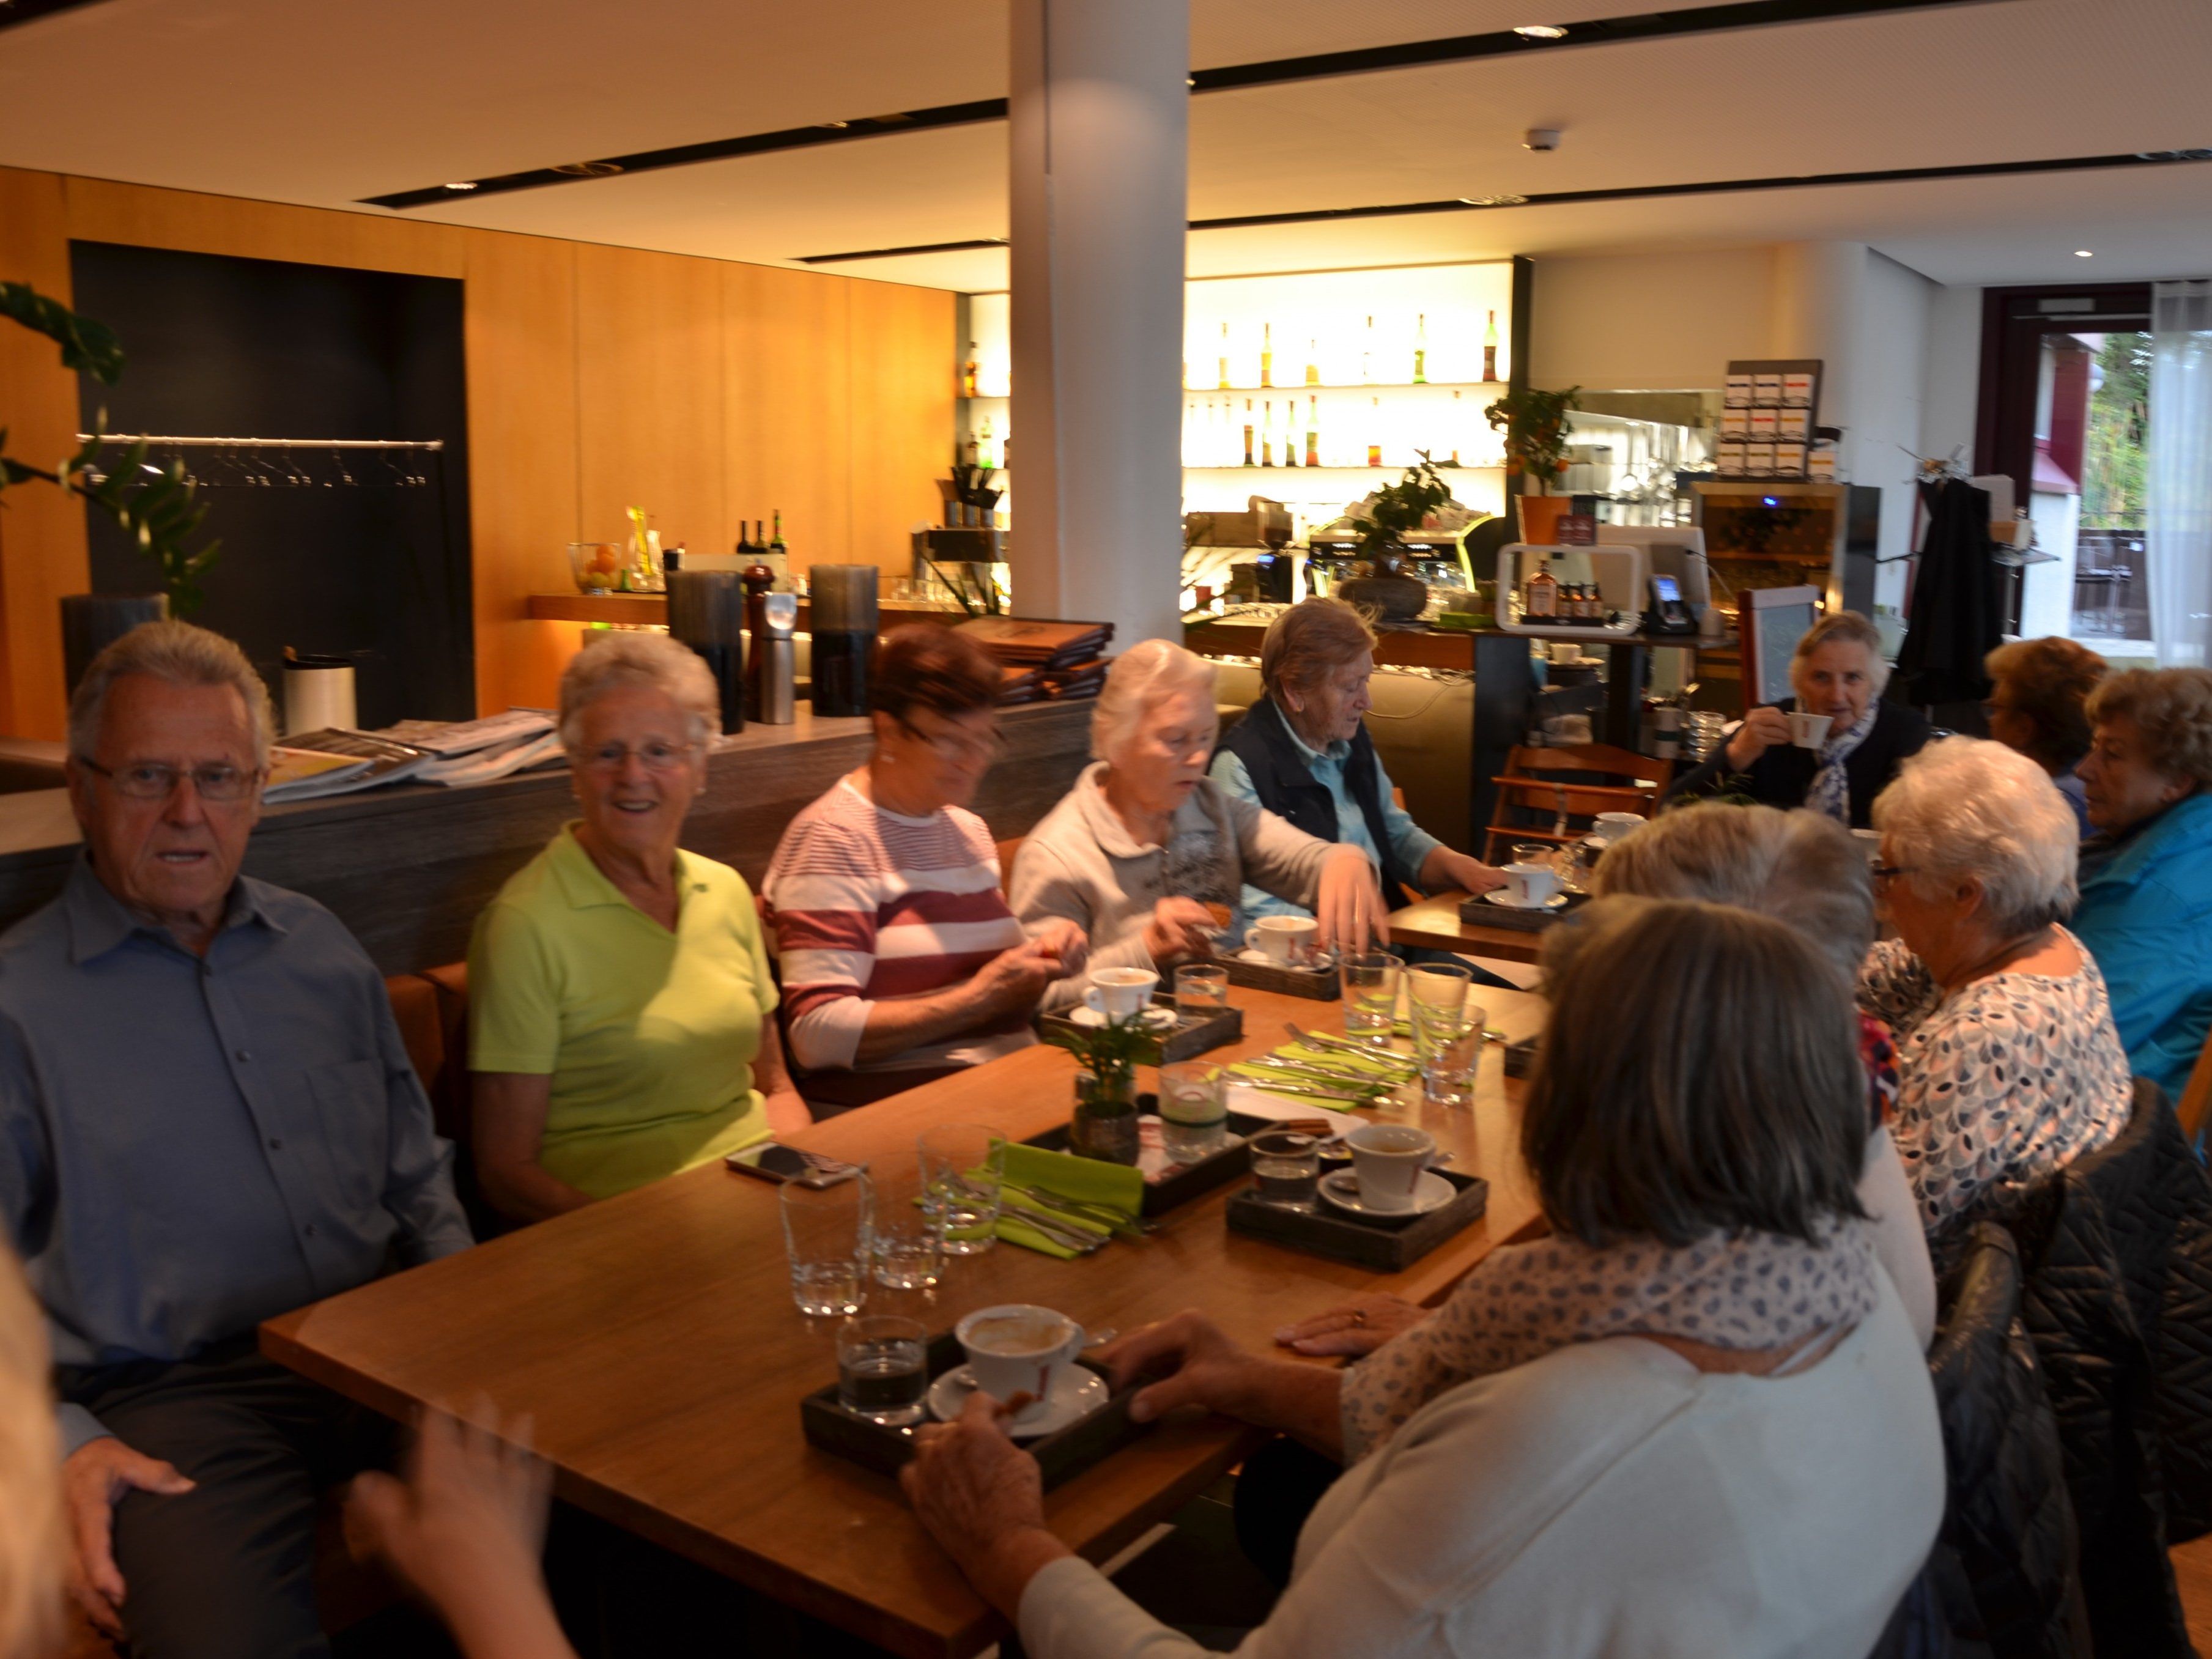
left=996, top=1142, right=1145, bottom=1258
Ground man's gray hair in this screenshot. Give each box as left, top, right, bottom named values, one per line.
left=1090, top=639, right=1218, bottom=763
left=67, top=620, right=276, bottom=767
left=558, top=632, right=720, bottom=755
left=1592, top=802, right=1873, bottom=980
left=1872, top=737, right=2080, bottom=934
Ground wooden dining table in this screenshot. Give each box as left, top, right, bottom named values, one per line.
left=261, top=982, right=1548, bottom=1659
left=1387, top=886, right=1552, bottom=963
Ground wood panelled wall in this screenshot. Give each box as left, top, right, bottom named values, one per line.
left=0, top=167, right=953, bottom=738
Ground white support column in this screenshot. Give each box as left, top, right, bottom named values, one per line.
left=1008, top=0, right=1188, bottom=647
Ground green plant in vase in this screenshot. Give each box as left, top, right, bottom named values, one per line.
left=1485, top=384, right=1581, bottom=542
left=1066, top=1014, right=1147, bottom=1166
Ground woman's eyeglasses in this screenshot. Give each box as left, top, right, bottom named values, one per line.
left=76, top=756, right=262, bottom=802
left=581, top=740, right=694, bottom=774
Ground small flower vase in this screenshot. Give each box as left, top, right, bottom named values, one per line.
left=1071, top=1071, right=1141, bottom=1166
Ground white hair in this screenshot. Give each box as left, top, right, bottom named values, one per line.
left=558, top=632, right=720, bottom=755
left=1791, top=610, right=1891, bottom=700
left=1090, top=640, right=1218, bottom=762
left=67, top=620, right=275, bottom=767
left=1871, top=737, right=2081, bottom=934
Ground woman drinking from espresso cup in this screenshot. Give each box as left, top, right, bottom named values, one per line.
left=1665, top=610, right=1928, bottom=827
left=1009, top=641, right=1388, bottom=1013
left=900, top=896, right=1942, bottom=1658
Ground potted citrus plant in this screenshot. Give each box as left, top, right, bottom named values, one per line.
left=1484, top=385, right=1581, bottom=544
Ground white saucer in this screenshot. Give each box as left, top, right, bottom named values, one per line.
left=1234, top=948, right=1337, bottom=970
left=1318, top=1168, right=1456, bottom=1221
left=1482, top=887, right=1569, bottom=912
left=927, top=1363, right=1109, bottom=1438
left=1067, top=1004, right=1178, bottom=1029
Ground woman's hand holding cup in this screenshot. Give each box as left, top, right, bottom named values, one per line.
left=1724, top=704, right=1794, bottom=770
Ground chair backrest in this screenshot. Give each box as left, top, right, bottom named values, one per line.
left=1483, top=744, right=1672, bottom=863
left=996, top=835, right=1024, bottom=890
left=2178, top=1022, right=2212, bottom=1150
left=383, top=973, right=445, bottom=1108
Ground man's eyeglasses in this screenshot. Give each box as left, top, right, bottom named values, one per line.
left=1870, top=861, right=1916, bottom=885
left=76, top=756, right=262, bottom=802
left=580, top=740, right=695, bottom=774
left=897, top=717, right=1004, bottom=764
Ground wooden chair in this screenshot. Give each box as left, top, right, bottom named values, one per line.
left=996, top=835, right=1025, bottom=890
left=2177, top=1021, right=2212, bottom=1150
left=1482, top=744, right=1673, bottom=865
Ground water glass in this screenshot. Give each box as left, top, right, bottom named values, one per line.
left=1158, top=1061, right=1229, bottom=1164
left=1249, top=1128, right=1321, bottom=1210
left=918, top=1124, right=1004, bottom=1257
left=1405, top=962, right=1472, bottom=1018
left=1413, top=1000, right=1485, bottom=1109
left=1511, top=841, right=1556, bottom=872
left=780, top=1171, right=871, bottom=1317
left=868, top=1156, right=944, bottom=1290
left=1340, top=951, right=1404, bottom=1046
left=836, top=1314, right=928, bottom=1426
left=1174, top=963, right=1230, bottom=1018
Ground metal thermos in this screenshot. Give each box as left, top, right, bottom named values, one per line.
left=743, top=564, right=796, bottom=723
left=808, top=563, right=879, bottom=719
left=667, top=570, right=745, bottom=735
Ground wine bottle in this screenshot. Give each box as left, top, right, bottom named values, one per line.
left=770, top=508, right=788, bottom=562
left=1260, top=400, right=1275, bottom=467
left=1305, top=395, right=1320, bottom=468
left=1367, top=396, right=1382, bottom=468
left=1218, top=322, right=1231, bottom=390
left=1413, top=313, right=1428, bottom=385
left=736, top=522, right=755, bottom=558
left=1451, top=390, right=1463, bottom=465
left=1243, top=399, right=1256, bottom=467
left=1482, top=310, right=1500, bottom=383
left=961, top=342, right=979, bottom=399
left=1282, top=398, right=1298, bottom=468
left=1260, top=322, right=1273, bottom=389
left=1305, top=339, right=1320, bottom=386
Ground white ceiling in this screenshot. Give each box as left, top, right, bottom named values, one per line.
left=1, top=0, right=2208, bottom=289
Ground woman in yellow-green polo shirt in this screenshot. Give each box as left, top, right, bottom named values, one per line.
left=467, top=634, right=811, bottom=1223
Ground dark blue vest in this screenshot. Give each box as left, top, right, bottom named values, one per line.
left=1216, top=695, right=1418, bottom=900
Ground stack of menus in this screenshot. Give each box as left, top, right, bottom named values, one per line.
left=1716, top=359, right=1822, bottom=481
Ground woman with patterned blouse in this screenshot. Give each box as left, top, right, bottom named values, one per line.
left=1859, top=738, right=2132, bottom=1263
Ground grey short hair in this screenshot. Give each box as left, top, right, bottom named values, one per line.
left=558, top=632, right=720, bottom=755
left=1593, top=802, right=1872, bottom=980
left=1090, top=639, right=1218, bottom=762
left=1792, top=610, right=1890, bottom=699
left=67, top=620, right=275, bottom=767
left=1872, top=737, right=2080, bottom=934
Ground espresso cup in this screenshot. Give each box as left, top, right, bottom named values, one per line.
left=1246, top=914, right=1320, bottom=964
left=1502, top=861, right=1563, bottom=906
left=1083, top=967, right=1160, bottom=1021
left=1347, top=1123, right=1435, bottom=1213
left=955, top=1303, right=1087, bottom=1420
left=1789, top=711, right=1833, bottom=749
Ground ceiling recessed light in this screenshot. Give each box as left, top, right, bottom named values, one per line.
left=442, top=181, right=478, bottom=191
left=1514, top=24, right=1569, bottom=38
left=2075, top=249, right=2095, bottom=257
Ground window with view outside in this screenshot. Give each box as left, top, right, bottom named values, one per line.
left=2027, top=330, right=2153, bottom=644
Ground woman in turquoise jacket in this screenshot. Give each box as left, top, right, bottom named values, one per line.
left=2071, top=668, right=2212, bottom=1104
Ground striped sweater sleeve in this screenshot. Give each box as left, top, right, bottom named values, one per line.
left=765, top=816, right=884, bottom=1071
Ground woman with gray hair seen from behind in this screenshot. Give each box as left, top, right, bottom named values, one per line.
left=1010, top=640, right=1388, bottom=1012
left=1666, top=610, right=1929, bottom=827
left=467, top=632, right=809, bottom=1223
left=1860, top=738, right=2132, bottom=1262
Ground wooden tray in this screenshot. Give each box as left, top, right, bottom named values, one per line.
left=1023, top=1106, right=1272, bottom=1216
left=801, top=1333, right=1145, bottom=1490
left=1502, top=1035, right=1539, bottom=1079
left=1035, top=993, right=1243, bottom=1065
left=1220, top=955, right=1340, bottom=1000
left=1456, top=889, right=1591, bottom=933
left=1226, top=1167, right=1490, bottom=1271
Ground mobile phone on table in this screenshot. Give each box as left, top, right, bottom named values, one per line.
left=725, top=1143, right=862, bottom=1188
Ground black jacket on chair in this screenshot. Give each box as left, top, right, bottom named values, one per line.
left=1662, top=696, right=1930, bottom=829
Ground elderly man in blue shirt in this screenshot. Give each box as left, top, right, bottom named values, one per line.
left=0, top=621, right=471, bottom=1657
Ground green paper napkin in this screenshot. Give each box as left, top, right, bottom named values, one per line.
left=996, top=1142, right=1145, bottom=1258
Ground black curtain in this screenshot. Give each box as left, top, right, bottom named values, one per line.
left=1896, top=476, right=2003, bottom=707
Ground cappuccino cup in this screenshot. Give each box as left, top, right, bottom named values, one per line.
left=955, top=1303, right=1087, bottom=1421
left=1083, top=967, right=1160, bottom=1021
left=1501, top=861, right=1563, bottom=907
left=1789, top=711, right=1833, bottom=749
left=1591, top=810, right=1646, bottom=844
left=1347, top=1123, right=1436, bottom=1213
left=1246, top=914, right=1320, bottom=965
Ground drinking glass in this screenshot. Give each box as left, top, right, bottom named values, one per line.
left=1340, top=951, right=1404, bottom=1046
left=1511, top=841, right=1556, bottom=873
left=1158, top=1061, right=1229, bottom=1164
left=868, top=1156, right=945, bottom=1290
left=918, top=1124, right=1004, bottom=1257
left=1413, top=1000, right=1485, bottom=1109
left=780, top=1171, right=871, bottom=1317
left=1405, top=962, right=1471, bottom=1018
left=837, top=1314, right=928, bottom=1426
left=1249, top=1129, right=1321, bottom=1210
left=1174, top=963, right=1230, bottom=1019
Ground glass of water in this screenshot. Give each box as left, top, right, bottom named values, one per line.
left=868, top=1156, right=944, bottom=1291
left=1405, top=961, right=1471, bottom=1019
left=1413, top=1000, right=1485, bottom=1110
left=1174, top=963, right=1230, bottom=1019
left=781, top=1170, right=871, bottom=1317
left=837, top=1314, right=928, bottom=1426
left=1249, top=1128, right=1321, bottom=1210
left=918, top=1123, right=1004, bottom=1256
left=1340, top=951, right=1404, bottom=1046
left=1158, top=1061, right=1229, bottom=1163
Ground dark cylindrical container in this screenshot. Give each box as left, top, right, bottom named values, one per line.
left=667, top=571, right=746, bottom=735
left=61, top=593, right=168, bottom=693
left=808, top=564, right=879, bottom=719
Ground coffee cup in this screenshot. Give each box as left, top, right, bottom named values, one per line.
left=1083, top=967, right=1160, bottom=1021
left=1592, top=811, right=1646, bottom=844
left=1347, top=1123, right=1435, bottom=1213
left=955, top=1303, right=1087, bottom=1420
left=1789, top=710, right=1833, bottom=749
left=1501, top=861, right=1563, bottom=907
left=1246, top=914, right=1320, bottom=965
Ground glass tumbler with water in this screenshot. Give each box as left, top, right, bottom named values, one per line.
left=1174, top=963, right=1230, bottom=1018
left=837, top=1314, right=928, bottom=1426
left=781, top=1170, right=871, bottom=1317
left=1249, top=1128, right=1321, bottom=1210
left=918, top=1123, right=1004, bottom=1256
left=1158, top=1061, right=1229, bottom=1163
left=868, top=1156, right=944, bottom=1290
left=1414, top=1000, right=1485, bottom=1109
left=1340, top=951, right=1404, bottom=1046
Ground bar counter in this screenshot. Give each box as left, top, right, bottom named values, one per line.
left=0, top=700, right=1096, bottom=977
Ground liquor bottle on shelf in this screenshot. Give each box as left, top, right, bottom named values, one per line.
left=1260, top=400, right=1275, bottom=468
left=1450, top=390, right=1463, bottom=465
left=1283, top=401, right=1298, bottom=468
left=1305, top=395, right=1320, bottom=468
left=1305, top=339, right=1320, bottom=385
left=1367, top=397, right=1382, bottom=468
left=1361, top=316, right=1374, bottom=384
left=978, top=415, right=997, bottom=471
left=1413, top=314, right=1428, bottom=385
left=1260, top=322, right=1274, bottom=389
left=1218, top=322, right=1231, bottom=390
left=1242, top=399, right=1256, bottom=468
left=770, top=509, right=788, bottom=566
left=1525, top=552, right=1559, bottom=620
left=736, top=522, right=756, bottom=560
left=1482, top=310, right=1500, bottom=383
left=961, top=342, right=979, bottom=399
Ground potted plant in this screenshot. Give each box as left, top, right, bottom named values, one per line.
left=1339, top=454, right=1460, bottom=622
left=1484, top=385, right=1581, bottom=545
left=1065, top=1014, right=1147, bottom=1166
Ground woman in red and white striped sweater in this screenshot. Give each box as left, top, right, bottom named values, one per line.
left=764, top=627, right=1088, bottom=1109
